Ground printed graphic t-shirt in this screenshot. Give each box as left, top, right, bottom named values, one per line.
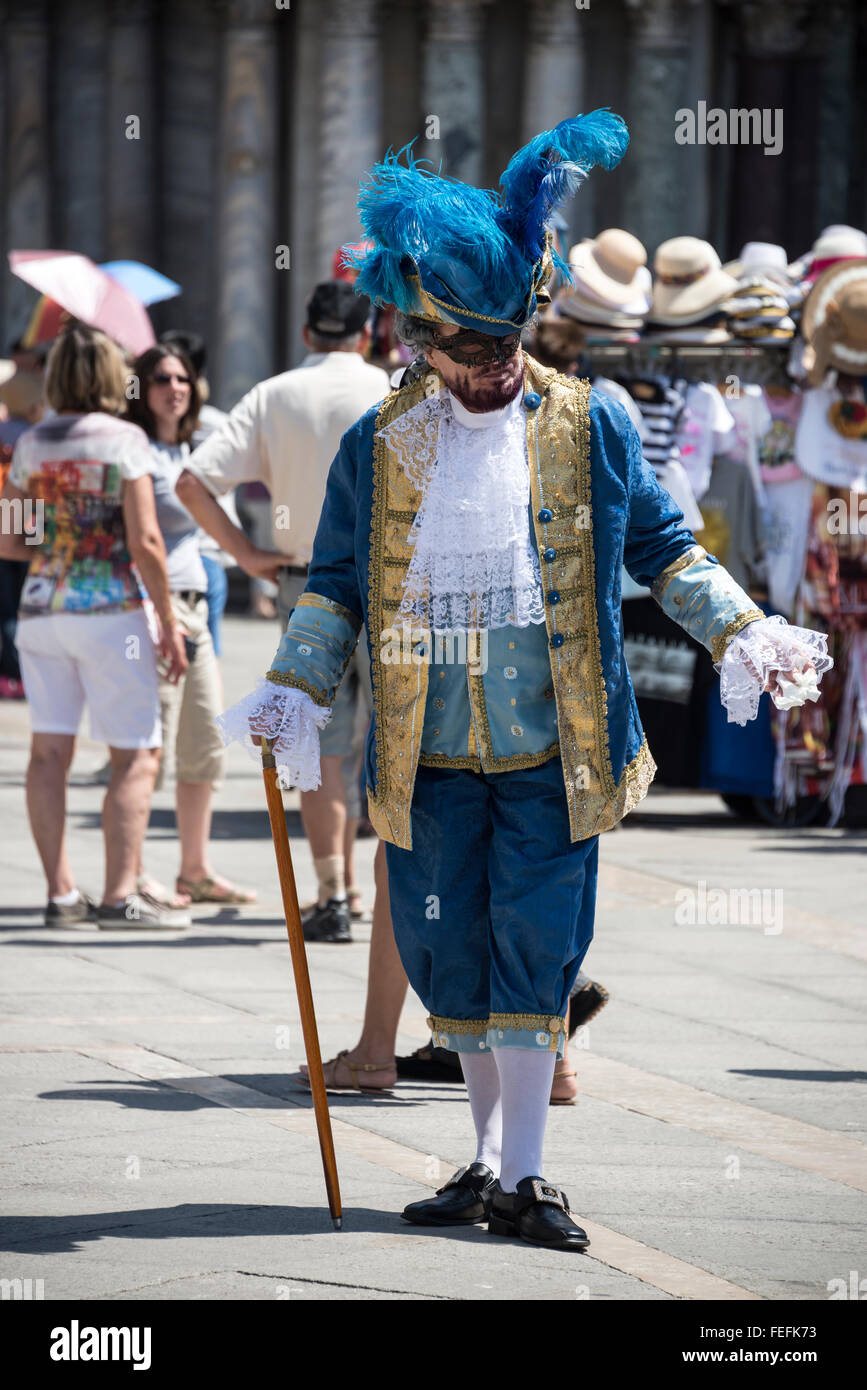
left=10, top=412, right=154, bottom=617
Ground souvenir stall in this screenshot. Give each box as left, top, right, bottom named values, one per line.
left=529, top=224, right=867, bottom=826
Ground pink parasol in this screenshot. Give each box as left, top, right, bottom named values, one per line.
left=8, top=250, right=157, bottom=355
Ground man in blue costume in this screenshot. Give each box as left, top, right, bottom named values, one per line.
left=220, top=113, right=829, bottom=1251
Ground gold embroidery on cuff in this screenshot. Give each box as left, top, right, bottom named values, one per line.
left=487, top=1012, right=566, bottom=1033
left=710, top=609, right=765, bottom=664
left=650, top=545, right=708, bottom=601
left=295, top=592, right=363, bottom=632
left=264, top=671, right=330, bottom=706
left=426, top=1015, right=487, bottom=1035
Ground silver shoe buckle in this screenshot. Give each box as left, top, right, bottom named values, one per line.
left=530, top=1179, right=569, bottom=1212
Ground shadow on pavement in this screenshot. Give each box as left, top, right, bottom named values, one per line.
left=38, top=1073, right=432, bottom=1111
left=0, top=1202, right=469, bottom=1254
left=730, top=1068, right=867, bottom=1083
left=68, top=808, right=307, bottom=840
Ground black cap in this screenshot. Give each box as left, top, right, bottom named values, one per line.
left=306, top=280, right=370, bottom=339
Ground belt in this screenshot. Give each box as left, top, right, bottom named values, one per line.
left=176, top=589, right=206, bottom=605
left=281, top=564, right=309, bottom=578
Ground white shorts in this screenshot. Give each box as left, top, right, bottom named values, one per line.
left=16, top=609, right=162, bottom=749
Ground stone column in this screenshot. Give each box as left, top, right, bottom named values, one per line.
left=286, top=0, right=322, bottom=366
left=728, top=0, right=813, bottom=256
left=521, top=0, right=589, bottom=243
left=2, top=0, right=51, bottom=345
left=105, top=0, right=158, bottom=267
left=316, top=0, right=382, bottom=278
left=159, top=0, right=221, bottom=372
left=54, top=0, right=108, bottom=260
left=809, top=0, right=857, bottom=236
left=422, top=0, right=489, bottom=185
left=213, top=0, right=278, bottom=409
left=2, top=2, right=52, bottom=347
left=622, top=0, right=704, bottom=254
left=284, top=0, right=381, bottom=365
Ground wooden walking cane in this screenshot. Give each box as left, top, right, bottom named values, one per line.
left=260, top=735, right=343, bottom=1230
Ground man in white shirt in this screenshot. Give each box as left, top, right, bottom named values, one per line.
left=176, top=282, right=390, bottom=942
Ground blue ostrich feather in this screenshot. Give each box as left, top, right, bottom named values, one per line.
left=497, top=111, right=629, bottom=262
left=343, top=114, right=628, bottom=316
left=345, top=143, right=513, bottom=309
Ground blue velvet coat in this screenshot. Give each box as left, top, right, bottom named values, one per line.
left=265, top=358, right=762, bottom=849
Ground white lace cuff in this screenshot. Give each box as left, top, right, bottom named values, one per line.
left=215, top=679, right=330, bottom=791
left=716, top=615, right=833, bottom=726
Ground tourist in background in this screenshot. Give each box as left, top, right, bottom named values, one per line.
left=0, top=324, right=189, bottom=928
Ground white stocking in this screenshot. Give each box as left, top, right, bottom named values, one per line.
left=459, top=1051, right=502, bottom=1176
left=494, top=1048, right=557, bottom=1193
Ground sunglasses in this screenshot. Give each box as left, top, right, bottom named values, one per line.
left=151, top=371, right=191, bottom=387
left=430, top=328, right=522, bottom=366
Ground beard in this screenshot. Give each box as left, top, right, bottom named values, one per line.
left=448, top=355, right=525, bottom=412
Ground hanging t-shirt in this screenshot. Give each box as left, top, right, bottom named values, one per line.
left=694, top=455, right=767, bottom=596
left=795, top=386, right=867, bottom=490
left=716, top=385, right=772, bottom=503
left=757, top=388, right=812, bottom=618
left=675, top=382, right=736, bottom=502
left=618, top=377, right=687, bottom=471
left=593, top=377, right=647, bottom=441
left=10, top=412, right=154, bottom=617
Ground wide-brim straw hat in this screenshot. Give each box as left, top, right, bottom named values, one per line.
left=652, top=236, right=739, bottom=324
left=790, top=226, right=867, bottom=284
left=568, top=229, right=651, bottom=310
left=555, top=286, right=644, bottom=329
left=723, top=241, right=792, bottom=288
left=801, top=258, right=867, bottom=383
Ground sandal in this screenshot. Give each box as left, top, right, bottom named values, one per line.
left=176, top=875, right=257, bottom=905
left=550, top=1059, right=578, bottom=1107
left=296, top=1049, right=396, bottom=1095
left=346, top=888, right=365, bottom=921
left=137, top=874, right=191, bottom=909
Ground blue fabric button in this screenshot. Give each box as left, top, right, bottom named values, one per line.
left=543, top=547, right=556, bottom=562
left=537, top=508, right=552, bottom=523
left=551, top=632, right=565, bottom=648
left=523, top=391, right=541, bottom=411
left=547, top=590, right=561, bottom=605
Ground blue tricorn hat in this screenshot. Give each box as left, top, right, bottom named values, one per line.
left=343, top=111, right=629, bottom=337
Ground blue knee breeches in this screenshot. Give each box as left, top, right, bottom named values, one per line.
left=384, top=757, right=599, bottom=1058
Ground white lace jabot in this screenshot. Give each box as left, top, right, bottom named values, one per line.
left=376, top=387, right=546, bottom=632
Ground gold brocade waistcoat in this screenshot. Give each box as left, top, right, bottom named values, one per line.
left=366, top=355, right=656, bottom=850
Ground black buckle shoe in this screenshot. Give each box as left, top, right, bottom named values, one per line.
left=301, top=898, right=352, bottom=943
left=402, top=1162, right=497, bottom=1226
left=395, top=1041, right=463, bottom=1082
left=489, top=1176, right=590, bottom=1251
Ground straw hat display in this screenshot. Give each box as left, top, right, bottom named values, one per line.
left=722, top=244, right=798, bottom=344
left=567, top=229, right=651, bottom=312
left=801, top=258, right=867, bottom=386
left=789, top=225, right=867, bottom=286
left=650, top=236, right=739, bottom=326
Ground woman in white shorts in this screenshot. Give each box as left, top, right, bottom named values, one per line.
left=0, top=325, right=189, bottom=929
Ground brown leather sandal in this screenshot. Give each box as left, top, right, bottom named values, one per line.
left=176, top=875, right=257, bottom=905
left=550, top=1061, right=578, bottom=1106
left=296, top=1049, right=396, bottom=1095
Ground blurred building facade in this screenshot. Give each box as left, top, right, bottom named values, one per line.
left=0, top=0, right=864, bottom=409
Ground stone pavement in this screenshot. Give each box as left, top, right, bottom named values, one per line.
left=0, top=616, right=865, bottom=1301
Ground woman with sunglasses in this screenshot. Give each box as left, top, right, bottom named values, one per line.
left=127, top=345, right=256, bottom=907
